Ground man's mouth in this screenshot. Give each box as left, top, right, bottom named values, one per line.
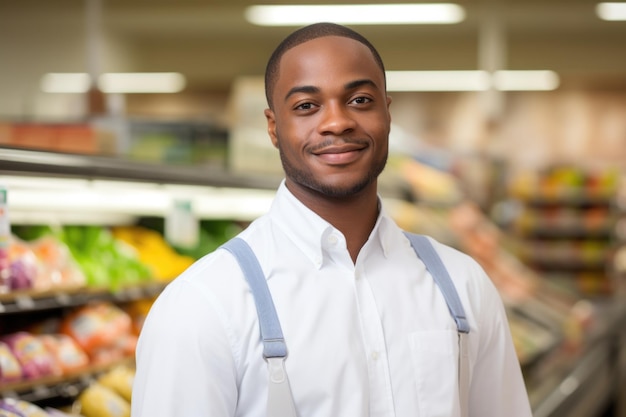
left=312, top=142, right=367, bottom=165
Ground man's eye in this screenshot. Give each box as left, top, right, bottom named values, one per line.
left=295, top=102, right=314, bottom=110
left=351, top=96, right=372, bottom=105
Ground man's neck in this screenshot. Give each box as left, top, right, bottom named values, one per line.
left=286, top=181, right=380, bottom=263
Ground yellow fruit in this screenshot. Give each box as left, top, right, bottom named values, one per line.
left=77, top=383, right=130, bottom=417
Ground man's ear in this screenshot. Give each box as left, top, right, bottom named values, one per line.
left=264, top=108, right=279, bottom=149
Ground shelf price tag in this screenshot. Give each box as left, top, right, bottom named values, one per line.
left=114, top=286, right=142, bottom=302
left=166, top=199, right=199, bottom=249
left=15, top=294, right=35, bottom=310
left=55, top=292, right=71, bottom=306
left=1, top=390, right=18, bottom=399
left=0, top=185, right=10, bottom=293
left=33, top=384, right=52, bottom=398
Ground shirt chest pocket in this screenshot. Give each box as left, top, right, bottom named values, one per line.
left=408, top=330, right=461, bottom=417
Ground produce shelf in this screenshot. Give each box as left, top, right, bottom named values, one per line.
left=0, top=358, right=134, bottom=403
left=0, top=282, right=166, bottom=315
left=0, top=147, right=282, bottom=190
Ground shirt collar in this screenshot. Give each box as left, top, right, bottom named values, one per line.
left=269, top=180, right=394, bottom=269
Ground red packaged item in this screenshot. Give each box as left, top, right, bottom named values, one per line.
left=39, top=334, right=90, bottom=375
left=2, top=332, right=61, bottom=379
left=0, top=340, right=23, bottom=383
left=30, top=236, right=86, bottom=291
left=7, top=238, right=40, bottom=291
left=60, top=302, right=132, bottom=362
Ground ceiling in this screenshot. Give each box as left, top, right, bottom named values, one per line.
left=2, top=0, right=626, bottom=94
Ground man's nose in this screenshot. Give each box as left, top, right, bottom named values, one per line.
left=318, top=102, right=356, bottom=135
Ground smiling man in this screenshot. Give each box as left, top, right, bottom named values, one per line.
left=132, top=23, right=532, bottom=417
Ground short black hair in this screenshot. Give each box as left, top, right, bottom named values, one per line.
left=264, top=22, right=386, bottom=109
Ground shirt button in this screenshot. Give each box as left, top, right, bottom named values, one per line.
left=328, top=234, right=338, bottom=245
left=371, top=351, right=379, bottom=361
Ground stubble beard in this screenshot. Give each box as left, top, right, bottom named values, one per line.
left=277, top=140, right=388, bottom=198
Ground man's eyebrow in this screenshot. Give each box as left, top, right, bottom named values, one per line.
left=283, top=79, right=379, bottom=103
left=284, top=85, right=320, bottom=102
left=345, top=79, right=378, bottom=90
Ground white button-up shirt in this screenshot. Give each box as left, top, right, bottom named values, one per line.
left=132, top=181, right=532, bottom=417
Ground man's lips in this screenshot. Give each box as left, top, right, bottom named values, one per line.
left=312, top=143, right=367, bottom=165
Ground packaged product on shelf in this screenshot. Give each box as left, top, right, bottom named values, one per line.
left=0, top=398, right=49, bottom=417
left=6, top=237, right=39, bottom=291
left=2, top=332, right=61, bottom=379
left=75, top=383, right=130, bottom=417
left=39, top=334, right=90, bottom=375
left=97, top=366, right=135, bottom=403
left=30, top=236, right=86, bottom=291
left=0, top=340, right=23, bottom=383
left=59, top=302, right=135, bottom=365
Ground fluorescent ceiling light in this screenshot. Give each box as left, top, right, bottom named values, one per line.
left=386, top=70, right=560, bottom=91
left=493, top=70, right=560, bottom=91
left=41, top=73, right=91, bottom=93
left=245, top=3, right=465, bottom=26
left=387, top=71, right=490, bottom=91
left=596, top=2, right=626, bottom=20
left=40, top=72, right=186, bottom=94
left=99, top=72, right=186, bottom=93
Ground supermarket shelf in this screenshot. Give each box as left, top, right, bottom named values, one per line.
left=0, top=358, right=134, bottom=403
left=0, top=147, right=281, bottom=223
left=532, top=340, right=614, bottom=417
left=0, top=147, right=282, bottom=190
left=0, top=282, right=166, bottom=315
left=521, top=195, right=614, bottom=208
left=529, top=301, right=626, bottom=417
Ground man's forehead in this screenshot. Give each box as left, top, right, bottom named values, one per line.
left=282, top=35, right=367, bottom=61
left=278, top=36, right=380, bottom=79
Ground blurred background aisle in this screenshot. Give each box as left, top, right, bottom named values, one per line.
left=0, top=1, right=625, bottom=417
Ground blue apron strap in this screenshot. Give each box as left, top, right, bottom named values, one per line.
left=221, top=237, right=287, bottom=358
left=221, top=237, right=298, bottom=417
left=403, top=232, right=471, bottom=417
left=403, top=232, right=470, bottom=334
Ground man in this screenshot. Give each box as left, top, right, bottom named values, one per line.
left=132, top=23, right=532, bottom=417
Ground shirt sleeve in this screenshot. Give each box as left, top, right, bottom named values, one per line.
left=131, top=278, right=238, bottom=417
left=469, top=263, right=534, bottom=417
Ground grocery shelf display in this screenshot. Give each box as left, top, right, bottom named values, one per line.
left=0, top=147, right=255, bottom=416
left=499, top=166, right=622, bottom=297
left=396, top=158, right=626, bottom=417
left=1, top=146, right=626, bottom=417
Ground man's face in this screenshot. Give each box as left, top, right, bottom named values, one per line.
left=264, top=36, right=392, bottom=199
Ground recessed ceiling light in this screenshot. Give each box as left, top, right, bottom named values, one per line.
left=493, top=70, right=560, bottom=91
left=245, top=3, right=466, bottom=26
left=596, top=2, right=626, bottom=20
left=98, top=73, right=186, bottom=93
left=40, top=73, right=91, bottom=93
left=385, top=70, right=560, bottom=92
left=40, top=72, right=186, bottom=94
left=386, top=71, right=490, bottom=92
